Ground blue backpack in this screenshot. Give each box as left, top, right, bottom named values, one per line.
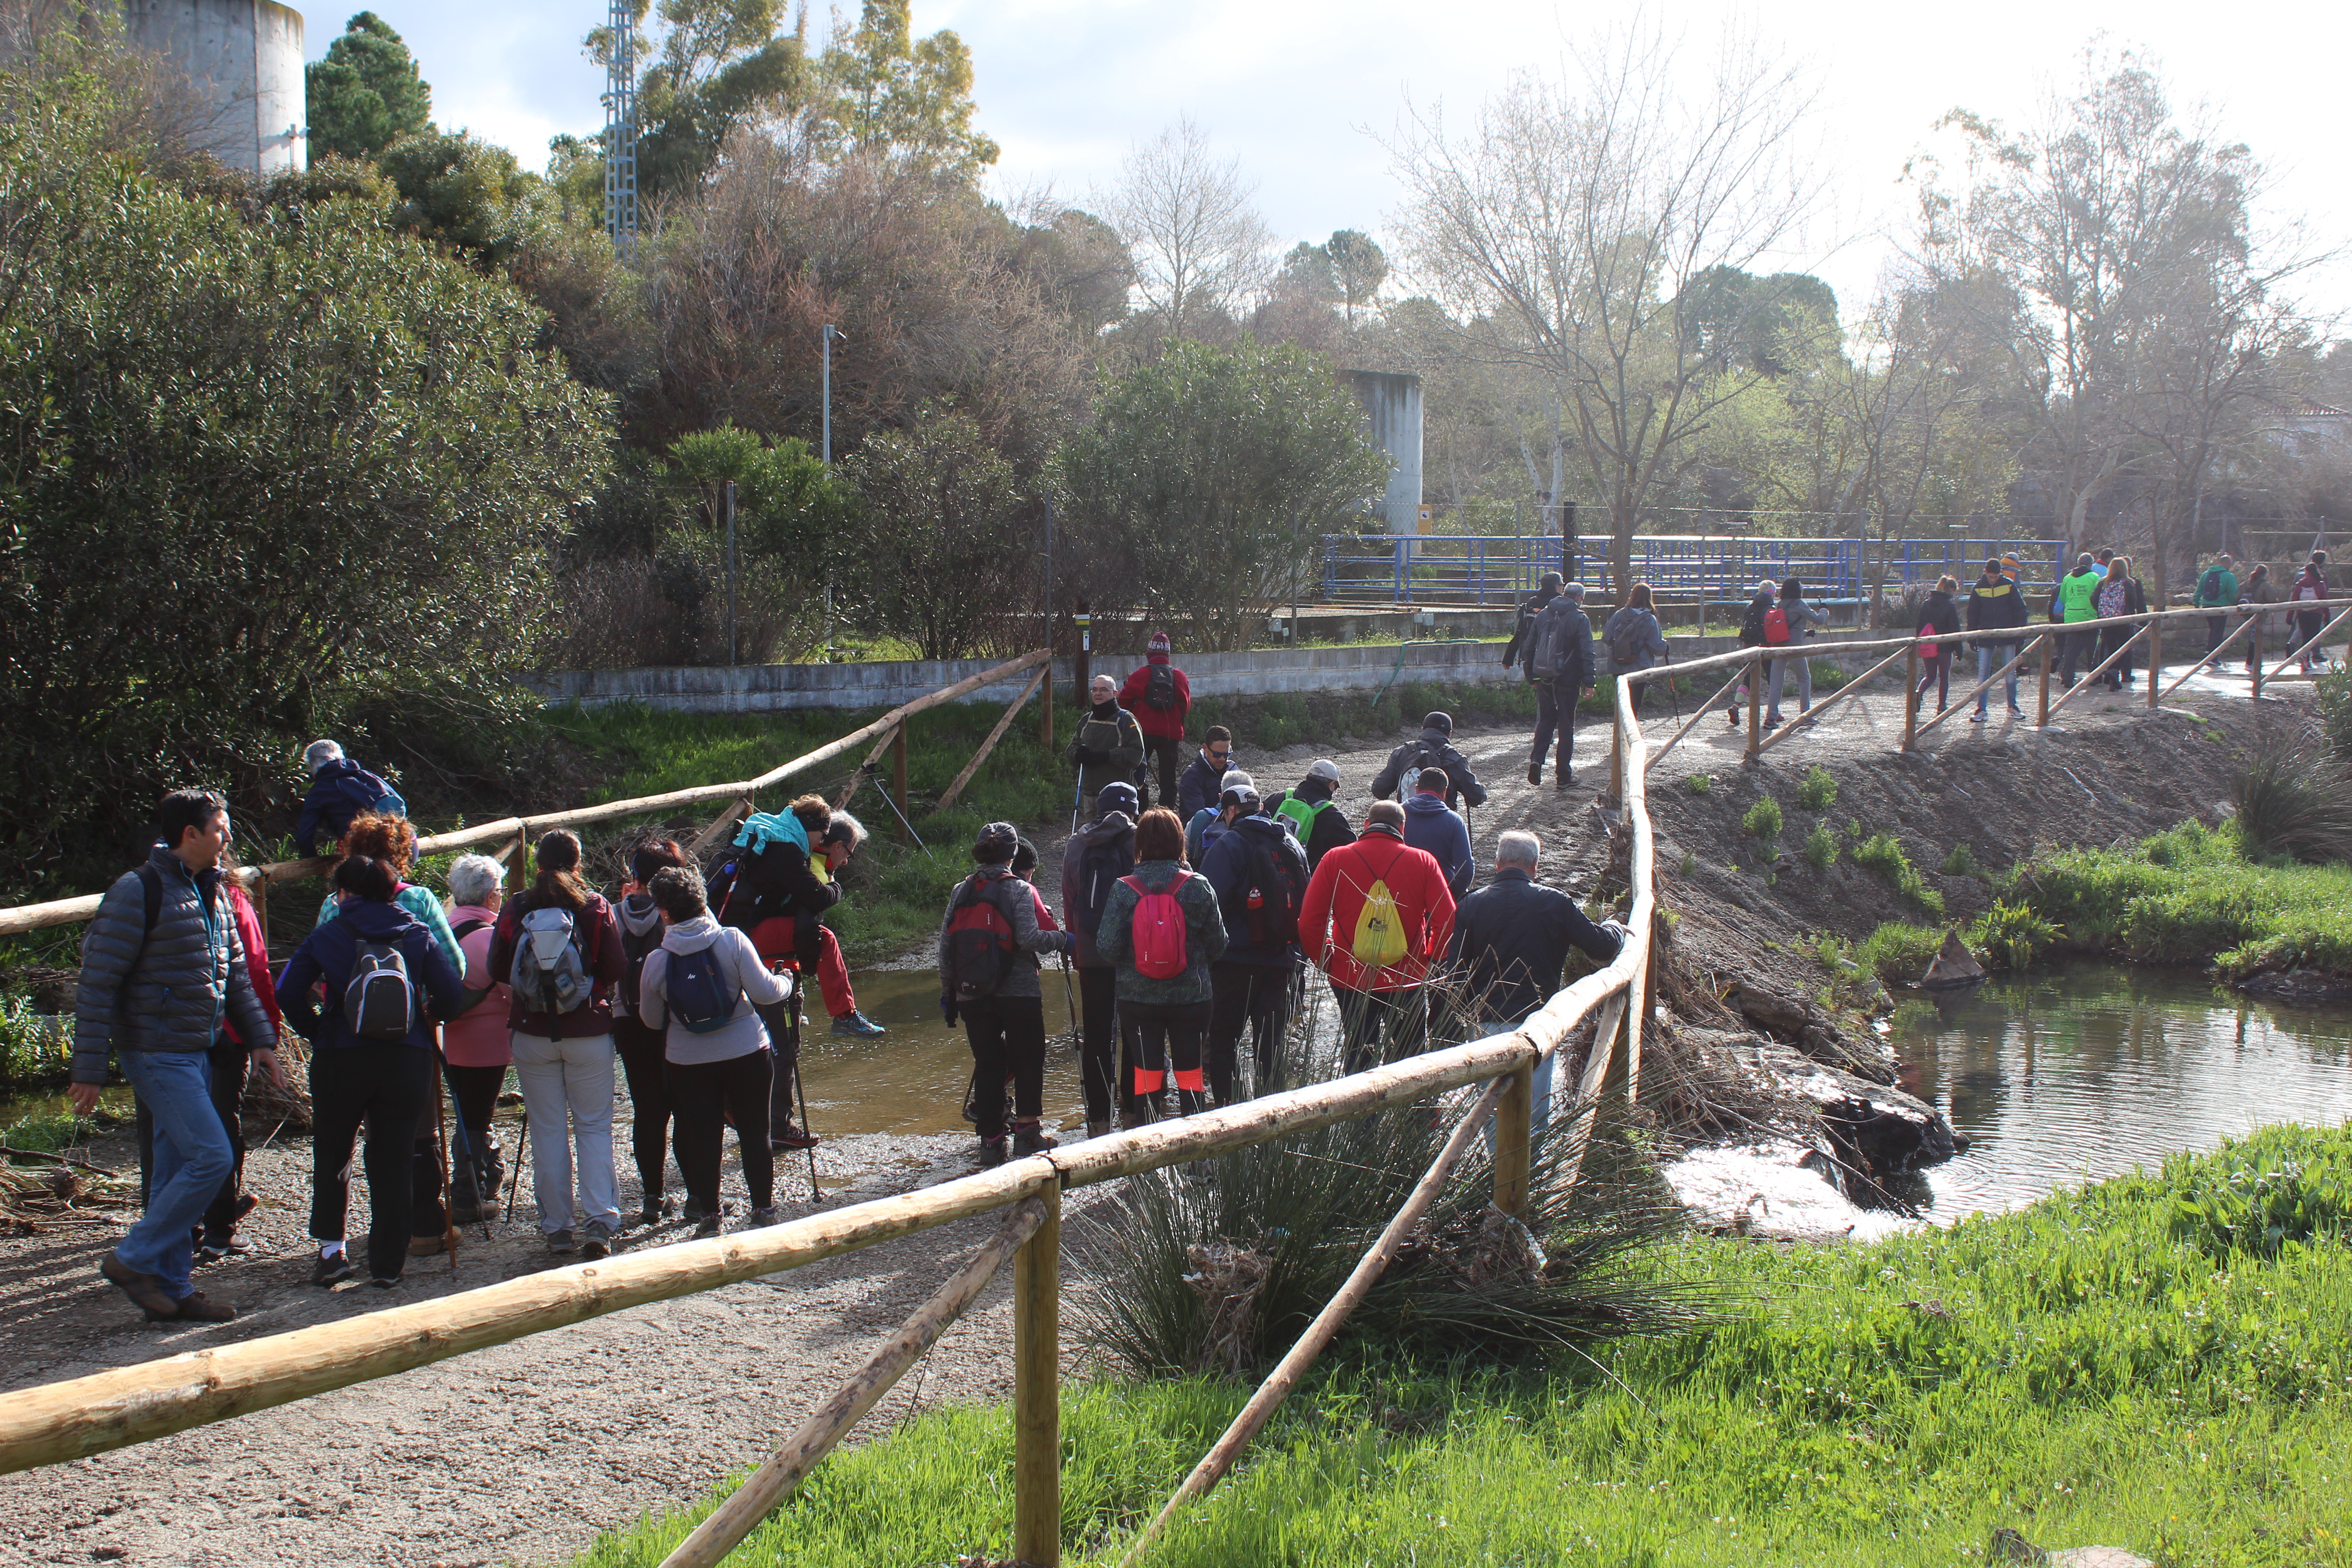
left=666, top=943, right=741, bottom=1034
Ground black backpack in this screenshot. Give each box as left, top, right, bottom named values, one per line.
left=1072, top=828, right=1135, bottom=947
left=1608, top=612, right=1650, bottom=667
left=1144, top=663, right=1178, bottom=711
left=1232, top=834, right=1308, bottom=947
left=617, top=912, right=662, bottom=1012
left=345, top=941, right=416, bottom=1042
left=2200, top=567, right=2225, bottom=604
left=1737, top=595, right=1770, bottom=647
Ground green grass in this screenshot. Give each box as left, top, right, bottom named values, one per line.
left=573, top=1125, right=2352, bottom=1568
left=1852, top=832, right=1945, bottom=918
left=1856, top=920, right=1944, bottom=983
left=2015, top=820, right=2352, bottom=981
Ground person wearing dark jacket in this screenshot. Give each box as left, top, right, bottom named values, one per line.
left=1061, top=783, right=1142, bottom=1136
left=293, top=739, right=407, bottom=856
left=1728, top=581, right=1778, bottom=727
left=612, top=839, right=687, bottom=1226
left=1197, top=783, right=1309, bottom=1104
left=1524, top=583, right=1595, bottom=787
left=1501, top=571, right=1563, bottom=682
left=1372, top=712, right=1491, bottom=810
left=74, top=790, right=285, bottom=1324
left=1401, top=768, right=1475, bottom=898
left=941, top=822, right=1077, bottom=1163
left=1093, top=809, right=1228, bottom=1119
left=1913, top=577, right=1963, bottom=714
left=1601, top=584, right=1671, bottom=716
left=1176, top=727, right=1234, bottom=821
left=1445, top=829, right=1624, bottom=1140
left=1117, top=631, right=1194, bottom=810
left=279, top=854, right=476, bottom=1290
left=1070, top=674, right=1147, bottom=821
left=1964, top=556, right=2030, bottom=720
left=1266, top=760, right=1354, bottom=869
left=484, top=830, right=631, bottom=1258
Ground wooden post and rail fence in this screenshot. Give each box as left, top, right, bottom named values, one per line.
left=0, top=645, right=1664, bottom=1568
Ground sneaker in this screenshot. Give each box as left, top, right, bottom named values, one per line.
left=638, top=1195, right=677, bottom=1228
left=748, top=1205, right=781, bottom=1226
left=545, top=1229, right=576, bottom=1254
left=2008, top=704, right=2025, bottom=715
left=196, top=1234, right=255, bottom=1264
left=1970, top=710, right=1988, bottom=723
left=1013, top=1124, right=1058, bottom=1156
left=976, top=1137, right=1009, bottom=1168
left=1762, top=715, right=1781, bottom=731
left=692, top=1213, right=723, bottom=1239
left=370, top=1275, right=403, bottom=1290
left=310, top=1251, right=358, bottom=1288
left=771, top=1123, right=820, bottom=1152
left=1526, top=762, right=1542, bottom=786
left=167, top=1290, right=235, bottom=1324
left=580, top=1223, right=614, bottom=1260
left=831, top=1010, right=887, bottom=1037
left=1553, top=775, right=1573, bottom=793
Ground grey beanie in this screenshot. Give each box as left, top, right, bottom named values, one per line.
left=974, top=821, right=1020, bottom=861
left=1422, top=711, right=1453, bottom=735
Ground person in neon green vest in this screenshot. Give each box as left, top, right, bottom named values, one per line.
left=2056, top=553, right=2103, bottom=687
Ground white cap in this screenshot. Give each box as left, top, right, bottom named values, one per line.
left=1305, top=760, right=1341, bottom=784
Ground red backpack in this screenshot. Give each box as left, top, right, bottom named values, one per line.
left=1121, top=872, right=1195, bottom=980
left=1763, top=605, right=1791, bottom=645
left=944, top=876, right=1019, bottom=1002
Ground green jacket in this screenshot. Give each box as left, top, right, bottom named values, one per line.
left=1092, top=859, right=1228, bottom=1005
left=2057, top=568, right=2102, bottom=623
left=2195, top=566, right=2240, bottom=609
left=1069, top=704, right=1145, bottom=818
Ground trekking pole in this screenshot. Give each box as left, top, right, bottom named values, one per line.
left=1071, top=765, right=1084, bottom=836
left=789, top=981, right=820, bottom=1204
left=431, top=1053, right=460, bottom=1267
left=438, top=1046, right=492, bottom=1241
left=874, top=781, right=931, bottom=856
left=504, top=1103, right=527, bottom=1223
left=1057, top=951, right=1080, bottom=1052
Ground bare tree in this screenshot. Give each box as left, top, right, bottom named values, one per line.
left=1099, top=116, right=1271, bottom=341
left=1392, top=26, right=1821, bottom=590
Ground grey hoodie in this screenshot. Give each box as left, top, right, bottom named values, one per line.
left=638, top=913, right=791, bottom=1064
left=612, top=891, right=666, bottom=1023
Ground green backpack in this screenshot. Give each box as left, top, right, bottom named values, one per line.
left=1275, top=796, right=1333, bottom=842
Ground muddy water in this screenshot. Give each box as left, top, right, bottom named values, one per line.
left=1891, top=962, right=2352, bottom=1219
left=799, top=967, right=1088, bottom=1136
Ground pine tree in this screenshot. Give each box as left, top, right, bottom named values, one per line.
left=305, top=11, right=433, bottom=162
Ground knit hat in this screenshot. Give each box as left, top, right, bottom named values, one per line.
left=1422, top=711, right=1453, bottom=735
left=1147, top=630, right=1171, bottom=653
left=1096, top=782, right=1139, bottom=819
left=1539, top=570, right=1564, bottom=590
left=1010, top=837, right=1039, bottom=878
left=1305, top=759, right=1341, bottom=784
left=974, top=821, right=1019, bottom=862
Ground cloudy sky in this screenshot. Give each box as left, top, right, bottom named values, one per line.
left=318, top=0, right=2351, bottom=325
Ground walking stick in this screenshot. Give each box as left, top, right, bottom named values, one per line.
left=1057, top=951, right=1080, bottom=1052
left=1070, top=764, right=1084, bottom=836
left=782, top=971, right=820, bottom=1204
left=503, top=1103, right=527, bottom=1223
left=431, top=1052, right=459, bottom=1269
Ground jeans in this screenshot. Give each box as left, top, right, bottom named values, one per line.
left=133, top=1037, right=247, bottom=1240
left=1125, top=997, right=1212, bottom=1107
left=1529, top=679, right=1573, bottom=776
left=1765, top=654, right=1811, bottom=719
left=1207, top=961, right=1294, bottom=1103
left=308, top=1045, right=432, bottom=1284
left=116, top=1050, right=233, bottom=1300
left=1974, top=643, right=2020, bottom=713
left=511, top=1031, right=620, bottom=1235
left=1332, top=984, right=1424, bottom=1076
left=960, top=995, right=1046, bottom=1140
left=1076, top=966, right=1141, bottom=1125
left=2099, top=622, right=2137, bottom=686
left=1479, top=1030, right=1560, bottom=1155
left=668, top=1048, right=774, bottom=1215
left=612, top=1018, right=675, bottom=1204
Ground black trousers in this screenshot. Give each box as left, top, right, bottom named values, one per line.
left=2205, top=614, right=2228, bottom=654
left=1207, top=961, right=1294, bottom=1104
left=310, top=1046, right=432, bottom=1283
left=1076, top=965, right=1141, bottom=1125
left=135, top=1037, right=248, bottom=1240
left=1332, top=984, right=1424, bottom=1076
left=443, top=1062, right=507, bottom=1212
left=1529, top=679, right=1573, bottom=775
left=2059, top=627, right=2098, bottom=683
left=1125, top=997, right=1212, bottom=1105
left=612, top=1018, right=675, bottom=1202
left=1141, top=734, right=1181, bottom=810
left=668, top=1048, right=774, bottom=1215
left=961, top=995, right=1046, bottom=1140
left=2099, top=622, right=2137, bottom=686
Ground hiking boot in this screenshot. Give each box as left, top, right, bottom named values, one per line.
left=580, top=1223, right=614, bottom=1260
left=771, top=1122, right=820, bottom=1152
left=311, top=1251, right=357, bottom=1288
left=369, top=1275, right=402, bottom=1290
left=831, top=1009, right=887, bottom=1037
left=167, top=1291, right=235, bottom=1324
left=692, top=1212, right=724, bottom=1239
left=1085, top=1118, right=1111, bottom=1141
left=1526, top=762, right=1542, bottom=786
left=99, top=1250, right=177, bottom=1320
left=1013, top=1124, right=1058, bottom=1156
left=639, top=1194, right=677, bottom=1228
left=749, top=1205, right=781, bottom=1227
left=545, top=1229, right=576, bottom=1254
left=976, top=1137, right=1009, bottom=1168
left=1554, top=774, right=1573, bottom=792
left=408, top=1235, right=444, bottom=1258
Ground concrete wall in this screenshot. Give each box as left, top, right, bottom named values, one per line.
left=123, top=0, right=306, bottom=175
left=1343, top=369, right=1423, bottom=536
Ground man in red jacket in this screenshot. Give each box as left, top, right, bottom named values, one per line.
left=1117, top=630, right=1192, bottom=812
left=1298, top=800, right=1457, bottom=1074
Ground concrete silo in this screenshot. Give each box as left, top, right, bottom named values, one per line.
left=1342, top=369, right=1423, bottom=535
left=121, top=0, right=307, bottom=176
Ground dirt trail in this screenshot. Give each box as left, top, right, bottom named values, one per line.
left=0, top=676, right=2285, bottom=1566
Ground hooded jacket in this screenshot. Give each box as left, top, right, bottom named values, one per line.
left=1199, top=812, right=1310, bottom=967
left=1401, top=792, right=1475, bottom=898
left=1069, top=702, right=1147, bottom=816
left=1061, top=812, right=1137, bottom=968
left=1916, top=590, right=1961, bottom=642
left=1176, top=748, right=1228, bottom=820
left=277, top=897, right=470, bottom=1053
left=1265, top=777, right=1354, bottom=869
left=638, top=913, right=791, bottom=1065
left=484, top=890, right=629, bottom=1038
left=1298, top=825, right=1456, bottom=993
left=443, top=901, right=514, bottom=1067
left=1117, top=652, right=1193, bottom=741
left=1502, top=584, right=1560, bottom=681
left=2057, top=567, right=2102, bottom=622
left=1601, top=606, right=1670, bottom=673
left=1093, top=859, right=1229, bottom=1005
left=1965, top=575, right=2029, bottom=635
left=316, top=882, right=465, bottom=978
left=294, top=757, right=404, bottom=856
left=73, top=846, right=278, bottom=1083
left=611, top=890, right=666, bottom=1024
left=1445, top=867, right=1623, bottom=1025
left=1371, top=729, right=1489, bottom=810
left=1528, top=596, right=1595, bottom=686
left=937, top=864, right=1072, bottom=1001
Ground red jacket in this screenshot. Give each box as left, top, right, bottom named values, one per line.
left=222, top=883, right=283, bottom=1047
left=1298, top=826, right=1456, bottom=992
left=1117, top=654, right=1192, bottom=740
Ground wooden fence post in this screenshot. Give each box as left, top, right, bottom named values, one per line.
left=2037, top=635, right=2053, bottom=728
left=891, top=725, right=911, bottom=837
left=1013, top=1181, right=1063, bottom=1568
left=1744, top=652, right=1762, bottom=767
left=508, top=822, right=530, bottom=892
left=2147, top=615, right=2162, bottom=709
left=1492, top=1063, right=1532, bottom=1218
left=2252, top=616, right=2264, bottom=701
left=1901, top=643, right=1920, bottom=752
left=1608, top=696, right=1625, bottom=800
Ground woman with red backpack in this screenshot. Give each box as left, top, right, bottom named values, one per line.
left=1913, top=576, right=1963, bottom=713
left=2293, top=557, right=2330, bottom=672
left=1763, top=578, right=1828, bottom=730
left=1089, top=808, right=1229, bottom=1121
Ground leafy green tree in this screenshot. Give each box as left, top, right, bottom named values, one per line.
left=305, top=11, right=433, bottom=162
left=376, top=129, right=539, bottom=264
left=1062, top=339, right=1392, bottom=649
left=0, top=84, right=611, bottom=880
left=814, top=0, right=997, bottom=175
left=1326, top=229, right=1387, bottom=322
left=666, top=422, right=858, bottom=563
left=590, top=0, right=810, bottom=204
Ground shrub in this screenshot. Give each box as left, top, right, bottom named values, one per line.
left=1795, top=765, right=1838, bottom=811
left=2166, top=1125, right=2352, bottom=1259
left=1855, top=921, right=1944, bottom=983
left=1940, top=843, right=1979, bottom=877
left=1802, top=820, right=1838, bottom=870
left=2231, top=733, right=2352, bottom=865
left=1970, top=899, right=2063, bottom=971
left=1682, top=772, right=1715, bottom=796
left=1741, top=797, right=1782, bottom=840
left=1852, top=833, right=1944, bottom=916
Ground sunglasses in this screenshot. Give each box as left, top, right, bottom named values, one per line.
left=1206, top=747, right=1231, bottom=761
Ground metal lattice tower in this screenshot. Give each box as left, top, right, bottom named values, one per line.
left=602, top=0, right=638, bottom=258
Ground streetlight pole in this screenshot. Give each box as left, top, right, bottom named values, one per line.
left=822, top=323, right=842, bottom=658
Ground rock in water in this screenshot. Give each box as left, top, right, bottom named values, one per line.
left=1919, top=929, right=1986, bottom=991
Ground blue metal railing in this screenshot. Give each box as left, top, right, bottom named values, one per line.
left=1318, top=534, right=2068, bottom=607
